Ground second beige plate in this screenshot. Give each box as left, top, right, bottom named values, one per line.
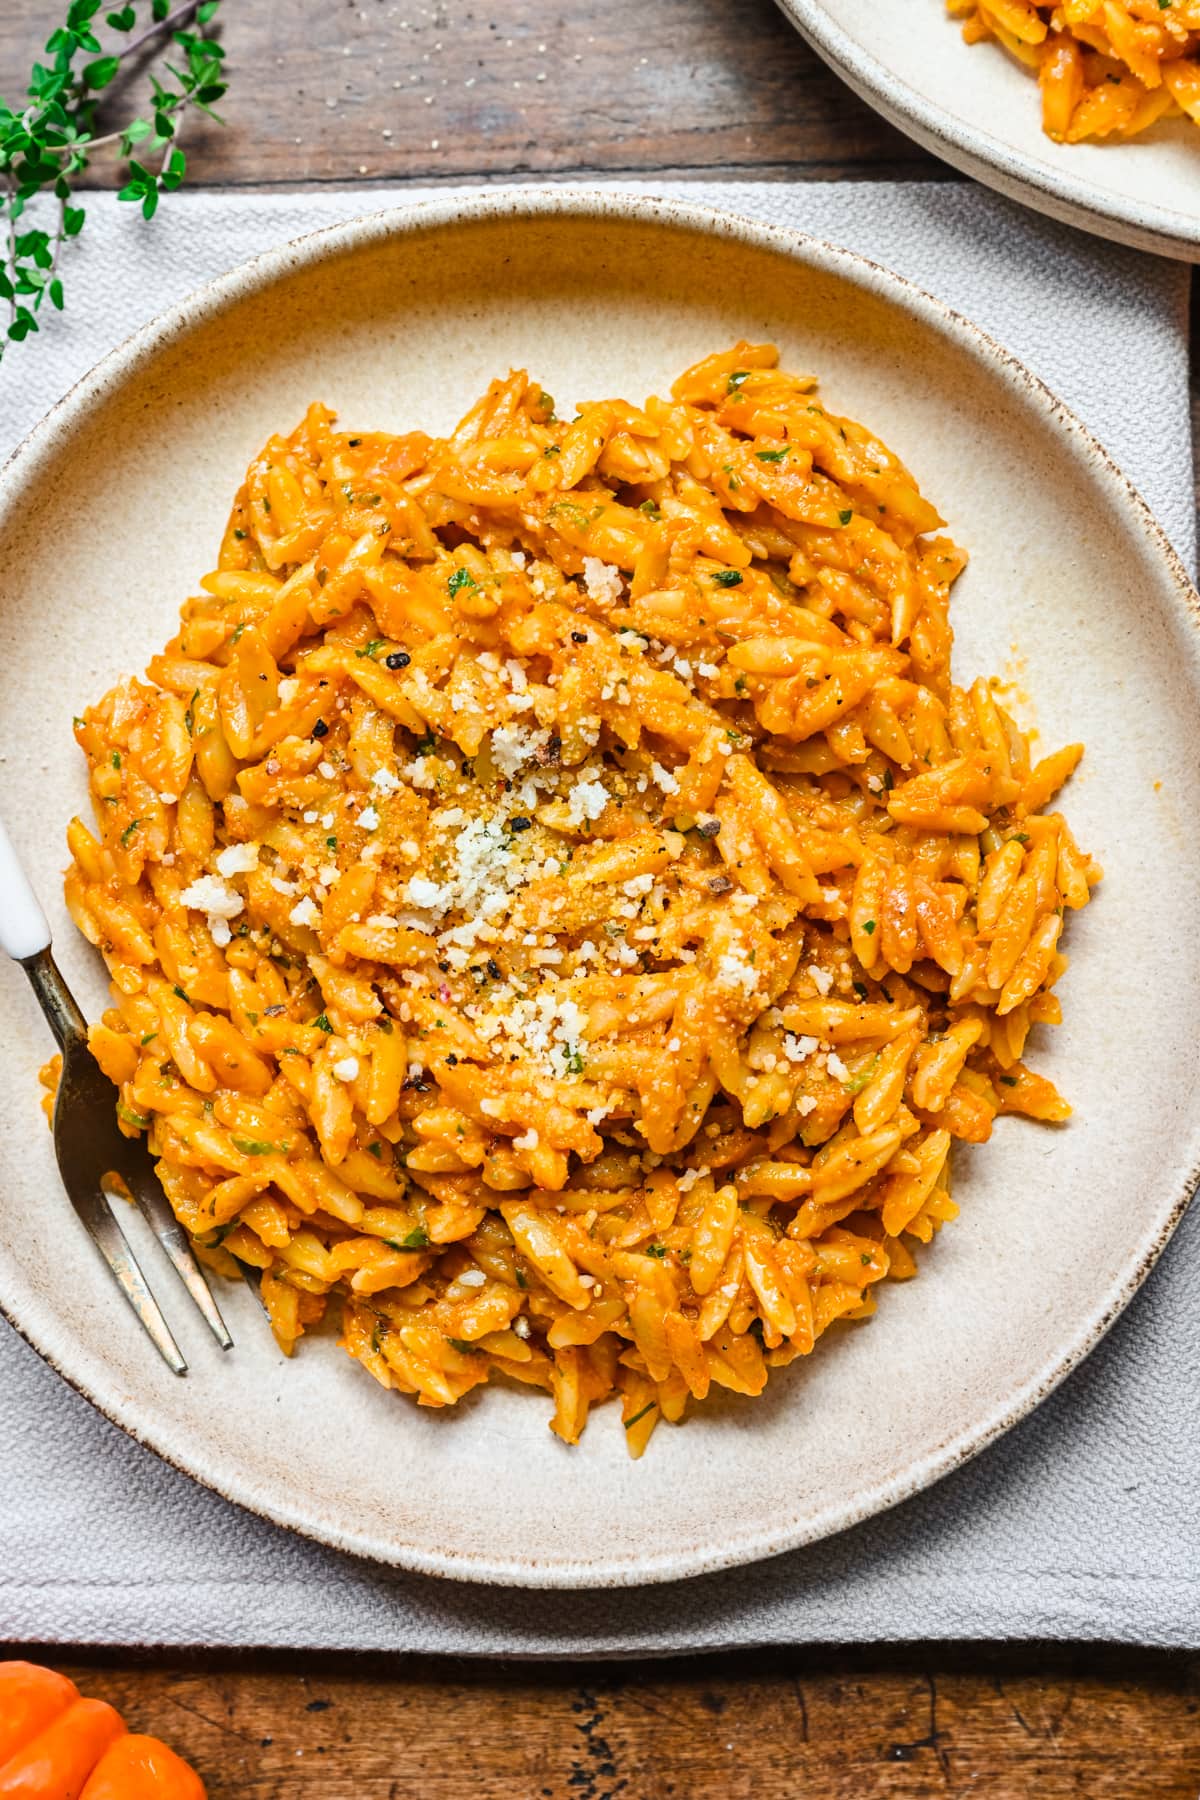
left=779, top=0, right=1200, bottom=261
left=1, top=192, right=1199, bottom=1586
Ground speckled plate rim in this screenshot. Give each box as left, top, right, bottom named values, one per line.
left=1, top=186, right=1199, bottom=1588
left=775, top=0, right=1200, bottom=262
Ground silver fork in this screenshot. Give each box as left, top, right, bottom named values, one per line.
left=0, top=813, right=232, bottom=1373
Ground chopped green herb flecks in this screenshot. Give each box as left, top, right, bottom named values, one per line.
left=843, top=1054, right=880, bottom=1097
left=385, top=1227, right=429, bottom=1250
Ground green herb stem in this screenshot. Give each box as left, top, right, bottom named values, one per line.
left=0, top=0, right=228, bottom=358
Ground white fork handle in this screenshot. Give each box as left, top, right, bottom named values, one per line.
left=0, top=811, right=51, bottom=962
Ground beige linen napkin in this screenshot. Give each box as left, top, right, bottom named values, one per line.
left=0, top=180, right=1194, bottom=1650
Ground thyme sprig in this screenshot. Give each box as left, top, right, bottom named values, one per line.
left=0, top=0, right=228, bottom=360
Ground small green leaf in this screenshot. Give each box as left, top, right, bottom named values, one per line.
left=231, top=1136, right=286, bottom=1157
left=160, top=145, right=186, bottom=190
left=83, top=54, right=120, bottom=87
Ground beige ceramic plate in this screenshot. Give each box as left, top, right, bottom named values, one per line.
left=779, top=1, right=1200, bottom=261
left=1, top=191, right=1199, bottom=1588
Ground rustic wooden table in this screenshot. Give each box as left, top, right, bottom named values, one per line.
left=3, top=1, right=1198, bottom=1793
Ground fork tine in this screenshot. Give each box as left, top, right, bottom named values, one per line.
left=73, top=1186, right=188, bottom=1375
left=240, top=1262, right=272, bottom=1321
left=112, top=1163, right=234, bottom=1352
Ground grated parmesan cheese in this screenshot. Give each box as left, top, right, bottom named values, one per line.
left=490, top=723, right=544, bottom=777
left=566, top=777, right=608, bottom=828
left=716, top=952, right=759, bottom=997
left=179, top=875, right=243, bottom=920
left=214, top=842, right=259, bottom=878
left=581, top=556, right=623, bottom=605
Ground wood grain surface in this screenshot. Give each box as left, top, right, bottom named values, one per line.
left=23, top=1649, right=1200, bottom=1798
left=0, top=0, right=926, bottom=187
left=2, top=1, right=1198, bottom=1793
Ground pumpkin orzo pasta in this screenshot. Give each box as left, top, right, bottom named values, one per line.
left=55, top=343, right=1100, bottom=1453
left=949, top=0, right=1200, bottom=141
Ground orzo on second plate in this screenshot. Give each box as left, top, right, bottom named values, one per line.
left=53, top=342, right=1099, bottom=1454
left=949, top=1, right=1200, bottom=143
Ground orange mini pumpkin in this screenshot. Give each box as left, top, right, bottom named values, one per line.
left=0, top=1664, right=206, bottom=1800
